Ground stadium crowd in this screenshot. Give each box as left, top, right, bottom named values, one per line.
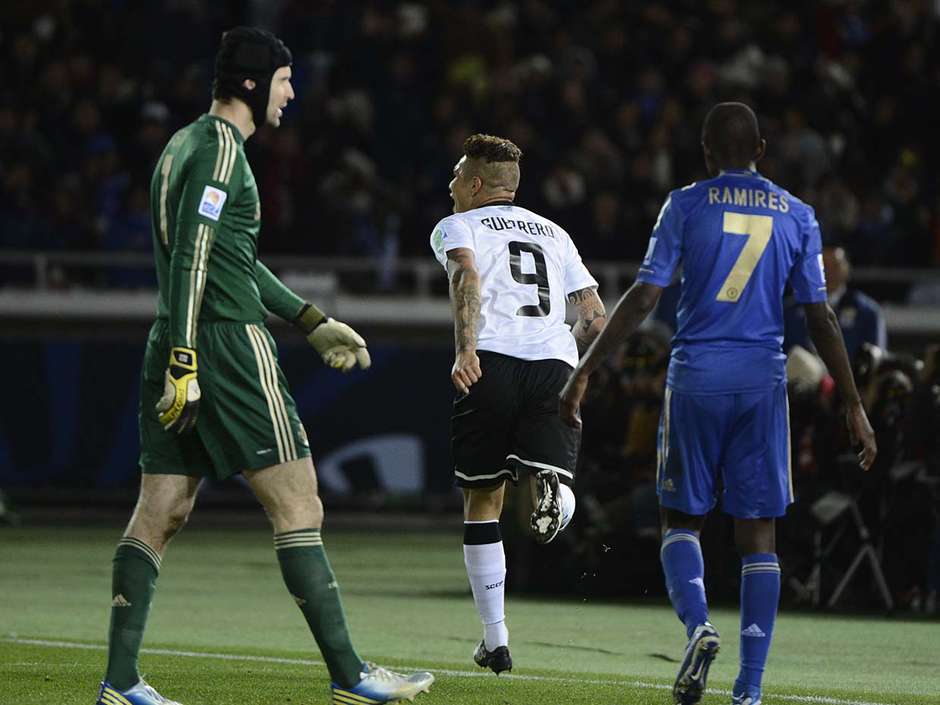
left=1, top=0, right=939, bottom=268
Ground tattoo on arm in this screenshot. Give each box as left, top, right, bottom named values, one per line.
left=447, top=249, right=481, bottom=352
left=568, top=287, right=607, bottom=353
left=576, top=282, right=662, bottom=376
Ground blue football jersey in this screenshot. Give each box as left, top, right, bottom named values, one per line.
left=637, top=169, right=828, bottom=394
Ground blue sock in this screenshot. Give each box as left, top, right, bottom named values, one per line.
left=660, top=529, right=709, bottom=638
left=735, top=553, right=781, bottom=696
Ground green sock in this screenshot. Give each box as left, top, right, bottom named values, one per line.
left=275, top=529, right=363, bottom=687
left=105, top=537, right=161, bottom=690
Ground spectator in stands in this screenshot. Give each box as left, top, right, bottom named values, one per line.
left=822, top=246, right=888, bottom=360
left=784, top=245, right=886, bottom=362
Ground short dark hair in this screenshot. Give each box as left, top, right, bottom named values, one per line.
left=463, top=134, right=522, bottom=164
left=702, top=102, right=761, bottom=168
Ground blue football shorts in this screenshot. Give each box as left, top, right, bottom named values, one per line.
left=655, top=381, right=792, bottom=518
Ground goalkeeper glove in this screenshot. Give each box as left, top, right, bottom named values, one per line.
left=155, top=347, right=201, bottom=433
left=294, top=303, right=371, bottom=373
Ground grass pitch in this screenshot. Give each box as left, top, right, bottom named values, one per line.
left=1, top=520, right=937, bottom=704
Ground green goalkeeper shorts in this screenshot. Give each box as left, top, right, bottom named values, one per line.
left=139, top=319, right=311, bottom=480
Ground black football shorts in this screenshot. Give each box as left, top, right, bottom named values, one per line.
left=451, top=350, right=580, bottom=489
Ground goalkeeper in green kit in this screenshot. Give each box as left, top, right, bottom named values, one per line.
left=96, top=27, right=433, bottom=705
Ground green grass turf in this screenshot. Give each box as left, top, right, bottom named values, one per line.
left=1, top=523, right=938, bottom=704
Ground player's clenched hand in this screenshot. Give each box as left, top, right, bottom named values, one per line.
left=846, top=400, right=877, bottom=471
left=558, top=371, right=587, bottom=429
left=307, top=318, right=371, bottom=373
left=452, top=349, right=481, bottom=395
left=156, top=347, right=200, bottom=433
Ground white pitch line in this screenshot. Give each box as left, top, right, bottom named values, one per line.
left=2, top=637, right=896, bottom=705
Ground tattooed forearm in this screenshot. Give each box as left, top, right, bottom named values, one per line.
left=575, top=281, right=662, bottom=376
left=447, top=248, right=481, bottom=352
left=453, top=270, right=481, bottom=351
left=569, top=287, right=607, bottom=353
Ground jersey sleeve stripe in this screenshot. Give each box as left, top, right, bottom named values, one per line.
left=212, top=120, right=226, bottom=181
left=217, top=122, right=231, bottom=184
left=158, top=154, right=173, bottom=247
left=185, top=224, right=212, bottom=347
left=191, top=223, right=213, bottom=344
left=185, top=224, right=204, bottom=347
left=221, top=123, right=234, bottom=184
left=245, top=324, right=289, bottom=464
left=221, top=124, right=238, bottom=185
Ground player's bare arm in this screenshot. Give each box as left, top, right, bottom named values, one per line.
left=559, top=281, right=662, bottom=427
left=568, top=286, right=607, bottom=355
left=804, top=301, right=877, bottom=470
left=447, top=247, right=483, bottom=394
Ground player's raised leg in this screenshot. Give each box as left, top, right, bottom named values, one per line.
left=245, top=457, right=433, bottom=702
left=99, top=473, right=200, bottom=705
left=463, top=483, right=512, bottom=675
left=528, top=470, right=576, bottom=543
left=515, top=357, right=583, bottom=545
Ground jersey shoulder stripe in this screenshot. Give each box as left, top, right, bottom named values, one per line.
left=169, top=118, right=241, bottom=189
left=210, top=120, right=238, bottom=185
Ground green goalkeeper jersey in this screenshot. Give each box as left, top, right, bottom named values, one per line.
left=149, top=113, right=304, bottom=349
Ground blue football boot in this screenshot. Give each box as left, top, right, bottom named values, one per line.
left=331, top=662, right=434, bottom=704
left=673, top=622, right=721, bottom=704
left=96, top=680, right=182, bottom=705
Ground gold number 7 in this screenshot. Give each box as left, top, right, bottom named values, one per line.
left=716, top=212, right=773, bottom=302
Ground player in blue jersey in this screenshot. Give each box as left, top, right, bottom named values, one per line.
left=560, top=103, right=877, bottom=705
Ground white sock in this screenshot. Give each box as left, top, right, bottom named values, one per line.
left=559, top=483, right=576, bottom=531
left=484, top=620, right=509, bottom=651
left=463, top=520, right=508, bottom=649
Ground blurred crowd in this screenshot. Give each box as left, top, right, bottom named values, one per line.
left=1, top=0, right=939, bottom=273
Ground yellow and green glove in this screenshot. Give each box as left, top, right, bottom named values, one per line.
left=155, top=347, right=201, bottom=432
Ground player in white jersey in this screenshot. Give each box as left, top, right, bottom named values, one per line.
left=430, top=134, right=607, bottom=674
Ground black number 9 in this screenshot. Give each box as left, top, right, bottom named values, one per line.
left=509, top=241, right=551, bottom=317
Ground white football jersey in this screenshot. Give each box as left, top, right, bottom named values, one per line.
left=431, top=204, right=598, bottom=368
